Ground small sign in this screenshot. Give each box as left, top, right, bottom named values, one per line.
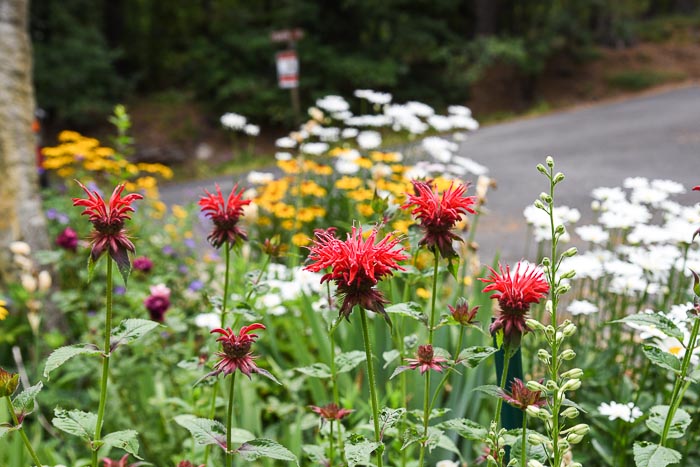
left=276, top=50, right=299, bottom=89
left=270, top=28, right=304, bottom=43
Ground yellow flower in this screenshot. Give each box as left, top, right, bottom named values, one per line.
left=312, top=164, right=333, bottom=176
left=356, top=157, right=373, bottom=169
left=416, top=288, right=431, bottom=299
left=164, top=223, right=178, bottom=236
left=58, top=130, right=81, bottom=142
left=297, top=208, right=317, bottom=223
left=172, top=205, right=188, bottom=220
left=273, top=203, right=295, bottom=219
left=292, top=233, right=311, bottom=247
left=392, top=219, right=413, bottom=235
left=281, top=220, right=296, bottom=230
left=0, top=300, right=8, bottom=320
left=347, top=188, right=374, bottom=202
left=151, top=201, right=167, bottom=219
left=335, top=176, right=363, bottom=190
left=310, top=206, right=326, bottom=217
left=300, top=181, right=327, bottom=197
left=277, top=159, right=299, bottom=174
left=357, top=203, right=374, bottom=217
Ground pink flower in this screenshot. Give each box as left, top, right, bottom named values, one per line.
left=304, top=226, right=407, bottom=321
left=401, top=180, right=475, bottom=258
left=480, top=262, right=549, bottom=347
left=310, top=402, right=354, bottom=421
left=404, top=344, right=448, bottom=375
left=498, top=378, right=547, bottom=410
left=198, top=184, right=251, bottom=248
left=210, top=323, right=277, bottom=382
left=133, top=256, right=153, bottom=273
left=72, top=182, right=142, bottom=273
left=449, top=298, right=479, bottom=326
left=102, top=455, right=147, bottom=467
left=144, top=284, right=171, bottom=322
left=56, top=227, right=79, bottom=251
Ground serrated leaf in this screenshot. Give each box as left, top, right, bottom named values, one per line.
left=294, top=363, right=332, bottom=378
left=110, top=319, right=159, bottom=350
left=111, top=248, right=131, bottom=285
left=12, top=382, right=43, bottom=417
left=473, top=384, right=503, bottom=398
left=633, top=442, right=681, bottom=467
left=425, top=427, right=444, bottom=451
left=237, top=438, right=299, bottom=465
left=335, top=351, right=366, bottom=373
left=378, top=407, right=405, bottom=438
left=302, top=444, right=326, bottom=463
left=436, top=418, right=487, bottom=440
left=615, top=313, right=684, bottom=340
left=390, top=365, right=411, bottom=380
left=174, top=415, right=253, bottom=451
left=102, top=430, right=141, bottom=458
left=385, top=302, right=427, bottom=324
left=646, top=406, right=691, bottom=439
left=509, top=429, right=548, bottom=464
left=642, top=345, right=681, bottom=373
left=44, top=345, right=101, bottom=379
left=456, top=346, right=497, bottom=368
left=437, top=432, right=462, bottom=458
left=344, top=434, right=381, bottom=467
left=447, top=257, right=459, bottom=281
left=408, top=408, right=451, bottom=423
left=52, top=408, right=97, bottom=441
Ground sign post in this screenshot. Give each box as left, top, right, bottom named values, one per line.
left=271, top=28, right=304, bottom=123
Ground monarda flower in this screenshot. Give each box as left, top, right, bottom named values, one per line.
left=198, top=184, right=251, bottom=249
left=499, top=378, right=546, bottom=411
left=209, top=323, right=277, bottom=382
left=56, top=227, right=79, bottom=251
left=133, top=256, right=153, bottom=273
left=405, top=344, right=448, bottom=375
left=144, top=284, right=171, bottom=322
left=480, top=262, right=549, bottom=348
left=310, top=403, right=354, bottom=422
left=402, top=180, right=475, bottom=259
left=178, top=462, right=205, bottom=467
left=449, top=298, right=479, bottom=326
left=304, top=226, right=407, bottom=321
left=72, top=182, right=143, bottom=277
left=102, top=455, right=147, bottom=467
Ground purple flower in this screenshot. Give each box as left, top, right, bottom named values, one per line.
left=144, top=284, right=171, bottom=322
left=178, top=265, right=189, bottom=274
left=133, top=256, right=154, bottom=273
left=113, top=286, right=126, bottom=296
left=56, top=227, right=79, bottom=251
left=184, top=238, right=196, bottom=249
left=188, top=280, right=204, bottom=292
left=162, top=245, right=175, bottom=256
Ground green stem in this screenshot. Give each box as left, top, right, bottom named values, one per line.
left=244, top=253, right=270, bottom=303
left=92, top=258, right=114, bottom=467
left=6, top=396, right=43, bottom=467
left=661, top=316, right=700, bottom=445
left=521, top=413, right=528, bottom=467
left=428, top=250, right=440, bottom=344
left=429, top=327, right=465, bottom=412
left=359, top=308, right=383, bottom=467
left=205, top=243, right=233, bottom=466
left=329, top=419, right=335, bottom=467
left=226, top=372, right=237, bottom=467
left=494, top=347, right=512, bottom=429
left=327, top=283, right=346, bottom=460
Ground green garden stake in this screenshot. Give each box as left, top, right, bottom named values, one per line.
left=494, top=331, right=524, bottom=463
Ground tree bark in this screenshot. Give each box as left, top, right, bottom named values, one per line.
left=0, top=0, right=48, bottom=285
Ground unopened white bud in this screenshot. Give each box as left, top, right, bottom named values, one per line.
left=560, top=406, right=579, bottom=419
left=527, top=381, right=548, bottom=393
left=562, top=323, right=577, bottom=337
left=569, top=423, right=590, bottom=436
left=545, top=156, right=554, bottom=167
left=545, top=380, right=559, bottom=391
left=561, top=378, right=581, bottom=392
left=567, top=433, right=584, bottom=444
left=562, top=247, right=578, bottom=257
left=560, top=270, right=576, bottom=280
left=560, top=349, right=576, bottom=360
left=537, top=349, right=551, bottom=363
left=526, top=405, right=541, bottom=418
left=534, top=200, right=545, bottom=210
left=526, top=318, right=545, bottom=331
left=553, top=172, right=565, bottom=184
left=528, top=460, right=545, bottom=467
left=561, top=368, right=584, bottom=379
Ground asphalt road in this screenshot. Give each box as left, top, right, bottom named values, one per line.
left=161, top=85, right=700, bottom=262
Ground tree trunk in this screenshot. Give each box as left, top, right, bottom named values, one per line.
left=0, top=0, right=48, bottom=285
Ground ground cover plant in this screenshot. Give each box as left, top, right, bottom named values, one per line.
left=1, top=94, right=700, bottom=467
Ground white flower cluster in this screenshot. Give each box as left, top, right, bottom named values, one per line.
left=597, top=401, right=643, bottom=422
left=220, top=112, right=260, bottom=136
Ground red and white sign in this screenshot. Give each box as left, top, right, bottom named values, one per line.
left=270, top=28, right=304, bottom=43
left=276, top=50, right=299, bottom=89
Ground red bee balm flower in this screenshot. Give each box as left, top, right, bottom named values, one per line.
left=304, top=226, right=407, bottom=321
left=480, top=262, right=549, bottom=347
left=72, top=182, right=142, bottom=274
left=198, top=184, right=251, bottom=248
left=210, top=323, right=277, bottom=382
left=310, top=402, right=354, bottom=421
left=402, top=180, right=476, bottom=258
left=499, top=378, right=547, bottom=411
left=405, top=344, right=448, bottom=375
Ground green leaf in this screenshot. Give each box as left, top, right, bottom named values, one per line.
left=378, top=407, right=405, bottom=438
left=382, top=349, right=400, bottom=368
left=633, top=442, right=682, bottom=467
left=344, top=434, right=381, bottom=467
left=642, top=345, right=681, bottom=374
left=456, top=346, right=498, bottom=368
left=0, top=425, right=15, bottom=440
left=110, top=319, right=160, bottom=350
left=302, top=444, right=326, bottom=463
left=237, top=438, right=299, bottom=465
left=52, top=408, right=97, bottom=441
left=408, top=408, right=451, bottom=423
left=111, top=248, right=131, bottom=285
left=385, top=302, right=427, bottom=324
left=44, top=345, right=101, bottom=379
left=102, top=430, right=141, bottom=458
left=436, top=418, right=488, bottom=440
left=473, top=384, right=503, bottom=398
left=12, top=382, right=43, bottom=417
left=615, top=313, right=684, bottom=340
left=335, top=351, right=366, bottom=373
left=87, top=253, right=98, bottom=283
left=294, top=363, right=332, bottom=378
left=447, top=257, right=459, bottom=281
left=174, top=415, right=253, bottom=451
left=646, top=406, right=691, bottom=439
